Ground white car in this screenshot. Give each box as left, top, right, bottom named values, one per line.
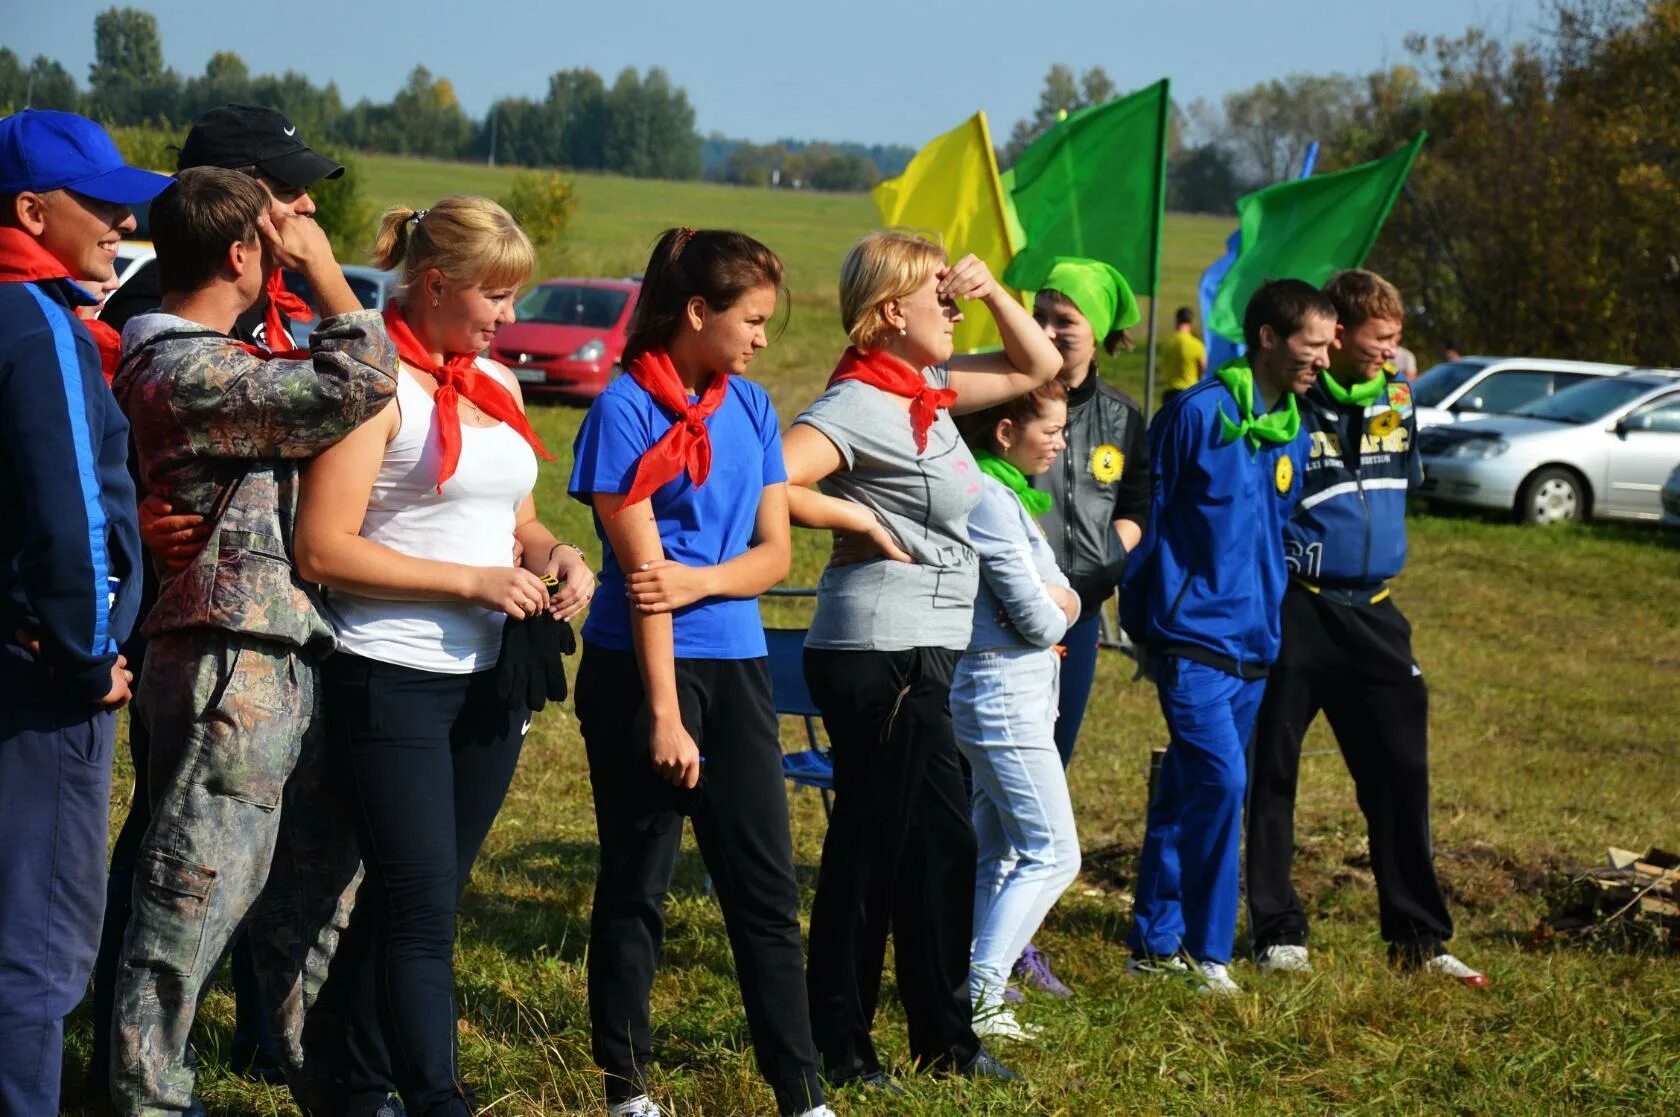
left=1410, top=357, right=1628, bottom=429
left=112, top=241, right=156, bottom=289
left=1418, top=370, right=1680, bottom=524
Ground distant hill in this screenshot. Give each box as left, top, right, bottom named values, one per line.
left=700, top=135, right=915, bottom=183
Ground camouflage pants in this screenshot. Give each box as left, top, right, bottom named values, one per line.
left=111, top=630, right=361, bottom=1116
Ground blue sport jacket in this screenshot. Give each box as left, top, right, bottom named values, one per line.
left=0, top=263, right=141, bottom=702
left=1120, top=376, right=1306, bottom=677
left=1286, top=371, right=1419, bottom=589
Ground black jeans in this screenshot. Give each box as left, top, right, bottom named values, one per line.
left=1245, top=587, right=1454, bottom=959
left=324, top=653, right=528, bottom=1117
left=803, top=646, right=980, bottom=1082
left=575, top=645, right=822, bottom=1116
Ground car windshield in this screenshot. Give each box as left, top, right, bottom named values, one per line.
left=1411, top=360, right=1485, bottom=407
left=346, top=275, right=385, bottom=310
left=517, top=284, right=629, bottom=328
left=1513, top=377, right=1663, bottom=423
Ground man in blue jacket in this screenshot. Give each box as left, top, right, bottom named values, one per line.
left=1119, top=279, right=1328, bottom=994
left=1245, top=269, right=1486, bottom=987
left=0, top=108, right=170, bottom=1116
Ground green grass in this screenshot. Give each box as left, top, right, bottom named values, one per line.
left=58, top=157, right=1680, bottom=1115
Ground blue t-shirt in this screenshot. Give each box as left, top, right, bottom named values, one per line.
left=569, top=373, right=786, bottom=659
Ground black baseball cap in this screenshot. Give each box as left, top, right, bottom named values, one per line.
left=177, top=104, right=344, bottom=188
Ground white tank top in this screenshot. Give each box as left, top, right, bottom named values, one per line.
left=326, top=361, right=540, bottom=673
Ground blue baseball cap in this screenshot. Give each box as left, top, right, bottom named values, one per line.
left=0, top=109, right=172, bottom=204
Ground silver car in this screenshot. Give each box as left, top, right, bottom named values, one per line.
left=283, top=265, right=399, bottom=347
left=1418, top=371, right=1680, bottom=524
left=1410, top=356, right=1628, bottom=429
left=1661, top=464, right=1680, bottom=529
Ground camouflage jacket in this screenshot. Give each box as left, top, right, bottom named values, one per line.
left=113, top=309, right=396, bottom=647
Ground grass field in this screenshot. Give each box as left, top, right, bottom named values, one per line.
left=59, top=156, right=1680, bottom=1115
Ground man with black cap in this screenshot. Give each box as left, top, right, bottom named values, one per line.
left=90, top=101, right=347, bottom=1103
left=0, top=107, right=170, bottom=1117
left=101, top=103, right=346, bottom=348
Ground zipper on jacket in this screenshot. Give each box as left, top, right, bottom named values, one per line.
left=1344, top=403, right=1372, bottom=584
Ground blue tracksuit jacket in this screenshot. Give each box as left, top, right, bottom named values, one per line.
left=1120, top=376, right=1307, bottom=677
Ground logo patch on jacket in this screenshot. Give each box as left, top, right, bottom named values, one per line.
left=1367, top=408, right=1402, bottom=438
left=1275, top=455, right=1294, bottom=494
left=1090, top=443, right=1124, bottom=483
left=1388, top=381, right=1412, bottom=411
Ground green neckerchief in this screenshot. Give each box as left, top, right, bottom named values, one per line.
left=974, top=448, right=1054, bottom=517
left=1320, top=368, right=1386, bottom=408
left=1213, top=360, right=1301, bottom=449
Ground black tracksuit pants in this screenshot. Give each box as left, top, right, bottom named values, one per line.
left=575, top=645, right=823, bottom=1116
left=803, top=646, right=981, bottom=1083
left=1245, top=585, right=1455, bottom=960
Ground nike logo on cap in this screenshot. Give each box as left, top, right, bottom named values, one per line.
left=283, top=125, right=296, bottom=136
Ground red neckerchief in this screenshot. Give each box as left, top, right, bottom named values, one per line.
left=617, top=347, right=730, bottom=514
left=827, top=346, right=956, bottom=454
left=382, top=302, right=552, bottom=491
left=0, top=229, right=115, bottom=379
left=263, top=269, right=312, bottom=351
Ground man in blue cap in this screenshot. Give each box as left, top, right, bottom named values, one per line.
left=0, top=108, right=170, bottom=1116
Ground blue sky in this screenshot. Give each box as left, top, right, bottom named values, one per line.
left=10, top=0, right=1548, bottom=147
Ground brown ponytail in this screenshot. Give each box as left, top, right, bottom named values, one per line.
left=623, top=227, right=786, bottom=364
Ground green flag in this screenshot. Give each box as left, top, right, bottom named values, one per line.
left=1003, top=78, right=1170, bottom=296
left=1209, top=134, right=1426, bottom=340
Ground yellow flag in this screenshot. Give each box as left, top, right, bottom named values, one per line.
left=871, top=111, right=1021, bottom=353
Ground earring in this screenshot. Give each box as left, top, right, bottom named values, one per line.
left=432, top=296, right=439, bottom=308
left=899, top=327, right=907, bottom=336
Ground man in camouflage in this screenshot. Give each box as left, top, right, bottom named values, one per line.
left=109, top=166, right=396, bottom=1116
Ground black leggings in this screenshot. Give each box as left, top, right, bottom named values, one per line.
left=575, top=644, right=823, bottom=1116
left=803, top=646, right=980, bottom=1082
left=324, top=652, right=527, bottom=1117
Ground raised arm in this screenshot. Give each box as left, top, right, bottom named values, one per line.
left=942, top=254, right=1061, bottom=415
left=593, top=491, right=700, bottom=790
left=293, top=402, right=550, bottom=618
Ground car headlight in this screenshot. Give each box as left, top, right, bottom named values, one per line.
left=569, top=338, right=606, bottom=361
left=1445, top=437, right=1510, bottom=459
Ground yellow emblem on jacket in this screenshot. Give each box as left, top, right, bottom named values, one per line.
left=1275, top=454, right=1294, bottom=494
left=1090, top=443, right=1124, bottom=483
left=1367, top=408, right=1402, bottom=438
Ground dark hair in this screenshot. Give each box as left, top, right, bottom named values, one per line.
left=1038, top=287, right=1132, bottom=358
left=150, top=167, right=268, bottom=294
left=956, top=379, right=1069, bottom=454
left=1242, top=278, right=1337, bottom=353
left=1174, top=305, right=1194, bottom=327
left=623, top=227, right=785, bottom=364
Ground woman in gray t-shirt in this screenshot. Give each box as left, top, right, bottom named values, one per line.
left=782, top=230, right=1060, bottom=1089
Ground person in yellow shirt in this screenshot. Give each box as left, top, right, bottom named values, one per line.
left=1159, top=306, right=1208, bottom=404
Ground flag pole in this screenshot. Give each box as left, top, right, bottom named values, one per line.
left=1143, top=297, right=1160, bottom=423
left=1142, top=78, right=1170, bottom=424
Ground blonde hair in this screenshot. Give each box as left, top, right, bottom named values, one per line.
left=372, top=195, right=535, bottom=296
left=839, top=230, right=945, bottom=351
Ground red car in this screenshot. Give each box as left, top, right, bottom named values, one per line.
left=494, top=278, right=640, bottom=400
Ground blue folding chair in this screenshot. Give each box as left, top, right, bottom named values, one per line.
left=765, top=626, right=833, bottom=817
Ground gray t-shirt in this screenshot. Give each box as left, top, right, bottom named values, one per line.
left=794, top=366, right=983, bottom=652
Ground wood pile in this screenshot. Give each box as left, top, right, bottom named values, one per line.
left=1544, top=846, right=1680, bottom=947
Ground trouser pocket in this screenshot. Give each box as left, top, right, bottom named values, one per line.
left=123, top=849, right=216, bottom=977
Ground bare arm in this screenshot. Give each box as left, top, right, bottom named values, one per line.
left=512, top=493, right=596, bottom=623
left=626, top=483, right=791, bottom=613
left=293, top=402, right=551, bottom=618
left=781, top=422, right=912, bottom=562
left=941, top=254, right=1061, bottom=415
left=594, top=491, right=700, bottom=789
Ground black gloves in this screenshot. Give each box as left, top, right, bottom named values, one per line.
left=496, top=607, right=577, bottom=713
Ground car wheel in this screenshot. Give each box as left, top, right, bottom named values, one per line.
left=1518, top=467, right=1586, bottom=525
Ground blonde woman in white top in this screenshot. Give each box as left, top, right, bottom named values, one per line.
left=294, top=196, right=592, bottom=1117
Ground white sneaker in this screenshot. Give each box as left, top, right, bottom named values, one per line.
left=972, top=1007, right=1043, bottom=1042
left=1195, top=961, right=1241, bottom=995
left=608, top=1096, right=664, bottom=1117
left=1421, top=953, right=1489, bottom=988
left=1125, top=952, right=1191, bottom=977
left=794, top=1108, right=839, bottom=1117
left=1255, top=944, right=1313, bottom=975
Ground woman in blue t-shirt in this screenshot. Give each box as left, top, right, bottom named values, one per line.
left=568, top=227, right=832, bottom=1117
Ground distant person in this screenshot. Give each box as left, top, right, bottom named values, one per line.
left=952, top=381, right=1082, bottom=1042
left=1158, top=305, right=1208, bottom=405
left=567, top=227, right=832, bottom=1117
left=1392, top=341, right=1418, bottom=380
left=1017, top=257, right=1149, bottom=997
left=1244, top=269, right=1486, bottom=988
left=1119, top=279, right=1324, bottom=994
left=0, top=107, right=162, bottom=1117
left=783, top=230, right=1059, bottom=1090
left=1441, top=340, right=1463, bottom=362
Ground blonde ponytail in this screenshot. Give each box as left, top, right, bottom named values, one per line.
left=371, top=197, right=534, bottom=295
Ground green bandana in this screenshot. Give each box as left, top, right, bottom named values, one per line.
left=1041, top=257, right=1141, bottom=341
left=1214, top=360, right=1301, bottom=449
left=1320, top=369, right=1386, bottom=408
left=974, top=449, right=1053, bottom=517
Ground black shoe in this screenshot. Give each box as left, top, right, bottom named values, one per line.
left=232, top=1035, right=287, bottom=1085
left=837, top=1069, right=907, bottom=1097
left=959, top=1048, right=1021, bottom=1082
